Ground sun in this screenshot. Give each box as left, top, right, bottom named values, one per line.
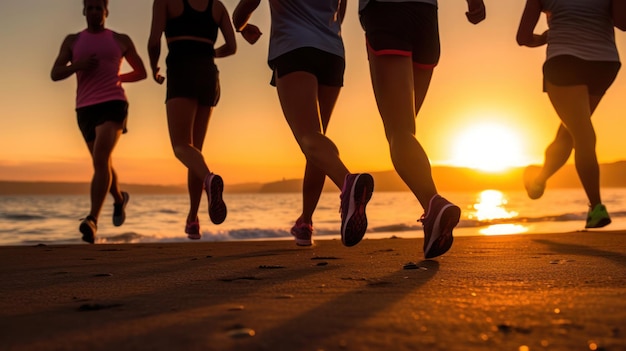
left=449, top=123, right=528, bottom=172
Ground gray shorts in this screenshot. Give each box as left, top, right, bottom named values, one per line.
left=543, top=55, right=621, bottom=96
left=269, top=47, right=345, bottom=87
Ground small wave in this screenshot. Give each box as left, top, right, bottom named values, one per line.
left=1, top=213, right=46, bottom=221
left=157, top=209, right=178, bottom=214
left=228, top=228, right=290, bottom=240
left=100, top=232, right=146, bottom=244
left=370, top=223, right=417, bottom=233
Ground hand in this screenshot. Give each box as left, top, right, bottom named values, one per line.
left=152, top=67, right=165, bottom=84
left=240, top=24, right=262, bottom=45
left=74, top=54, right=98, bottom=72
left=466, top=0, right=486, bottom=24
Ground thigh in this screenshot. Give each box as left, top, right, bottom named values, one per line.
left=275, top=72, right=326, bottom=139
left=318, top=85, right=341, bottom=133
left=545, top=81, right=594, bottom=139
left=368, top=53, right=417, bottom=136
left=192, top=106, right=213, bottom=149
left=166, top=98, right=198, bottom=146
left=91, top=121, right=123, bottom=161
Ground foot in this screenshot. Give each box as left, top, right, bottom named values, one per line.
left=204, top=173, right=227, bottom=225
left=185, top=217, right=201, bottom=240
left=523, top=166, right=545, bottom=200
left=585, top=204, right=611, bottom=228
left=420, top=195, right=460, bottom=259
left=113, top=191, right=129, bottom=226
left=339, top=173, right=374, bottom=247
left=79, top=216, right=98, bottom=244
left=290, top=218, right=314, bottom=246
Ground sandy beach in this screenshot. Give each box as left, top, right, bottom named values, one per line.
left=1, top=231, right=625, bottom=351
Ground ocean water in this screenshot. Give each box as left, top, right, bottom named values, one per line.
left=1, top=188, right=626, bottom=246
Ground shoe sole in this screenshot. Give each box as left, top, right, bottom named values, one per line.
left=341, top=174, right=374, bottom=247
left=79, top=222, right=96, bottom=244
left=207, top=175, right=227, bottom=225
left=185, top=226, right=202, bottom=240
left=293, top=238, right=313, bottom=246
left=291, top=229, right=313, bottom=246
left=424, top=204, right=460, bottom=259
left=113, top=191, right=129, bottom=227
left=585, top=218, right=612, bottom=229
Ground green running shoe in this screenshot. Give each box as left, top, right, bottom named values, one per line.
left=585, top=204, right=611, bottom=229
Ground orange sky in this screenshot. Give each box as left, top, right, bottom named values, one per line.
left=1, top=1, right=625, bottom=185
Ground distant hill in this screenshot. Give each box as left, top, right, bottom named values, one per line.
left=1, top=161, right=625, bottom=195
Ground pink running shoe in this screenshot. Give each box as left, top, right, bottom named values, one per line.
left=339, top=173, right=374, bottom=247
left=185, top=217, right=201, bottom=240
left=290, top=218, right=314, bottom=246
left=204, top=173, right=227, bottom=225
left=420, top=195, right=461, bottom=259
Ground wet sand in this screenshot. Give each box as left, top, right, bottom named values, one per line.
left=1, top=231, right=625, bottom=351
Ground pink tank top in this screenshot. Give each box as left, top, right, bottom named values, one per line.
left=72, top=29, right=127, bottom=108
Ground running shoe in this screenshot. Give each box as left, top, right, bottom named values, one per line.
left=185, top=217, right=201, bottom=240
left=204, top=173, right=227, bottom=225
left=523, top=166, right=545, bottom=200
left=585, top=204, right=611, bottom=228
left=339, top=173, right=374, bottom=247
left=79, top=216, right=98, bottom=244
left=290, top=218, right=314, bottom=246
left=113, top=191, right=129, bottom=226
left=420, top=195, right=461, bottom=259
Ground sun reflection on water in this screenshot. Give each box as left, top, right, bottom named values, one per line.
left=469, top=190, right=528, bottom=235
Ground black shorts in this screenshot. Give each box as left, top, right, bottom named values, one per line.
left=166, top=42, right=220, bottom=107
left=268, top=47, right=345, bottom=87
left=359, top=1, right=440, bottom=68
left=76, top=100, right=128, bottom=142
left=543, top=55, right=621, bottom=96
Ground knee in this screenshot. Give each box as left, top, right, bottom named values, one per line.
left=171, top=144, right=189, bottom=161
left=387, top=131, right=415, bottom=149
left=298, top=133, right=323, bottom=157
left=573, top=130, right=597, bottom=149
left=91, top=155, right=111, bottom=172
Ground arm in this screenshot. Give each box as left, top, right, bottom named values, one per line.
left=233, top=0, right=263, bottom=44
left=614, top=0, right=626, bottom=31
left=147, top=0, right=167, bottom=84
left=118, top=34, right=148, bottom=83
left=214, top=1, right=237, bottom=58
left=466, top=0, right=486, bottom=24
left=50, top=34, right=98, bottom=81
left=338, top=0, right=347, bottom=24
left=516, top=0, right=547, bottom=47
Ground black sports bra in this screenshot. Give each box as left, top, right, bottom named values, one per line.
left=165, top=0, right=218, bottom=42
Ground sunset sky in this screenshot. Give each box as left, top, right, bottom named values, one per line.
left=1, top=0, right=625, bottom=186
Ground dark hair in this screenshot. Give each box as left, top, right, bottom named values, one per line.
left=83, top=0, right=109, bottom=8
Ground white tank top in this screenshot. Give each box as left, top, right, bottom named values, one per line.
left=541, top=0, right=619, bottom=62
left=268, top=0, right=344, bottom=61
